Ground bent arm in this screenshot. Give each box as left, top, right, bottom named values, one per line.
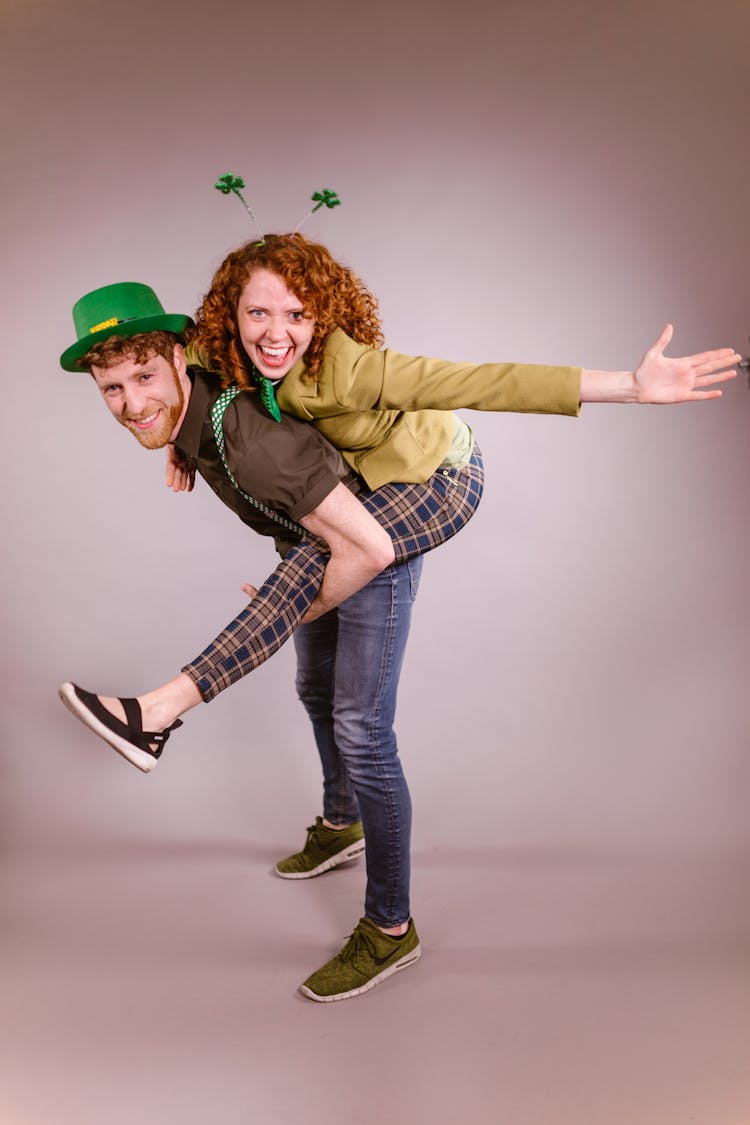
left=182, top=498, right=393, bottom=700
left=182, top=464, right=485, bottom=702
left=299, top=482, right=395, bottom=621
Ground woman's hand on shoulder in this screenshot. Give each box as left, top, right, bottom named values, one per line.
left=165, top=444, right=196, bottom=492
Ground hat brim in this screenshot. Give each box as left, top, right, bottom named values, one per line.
left=60, top=313, right=194, bottom=372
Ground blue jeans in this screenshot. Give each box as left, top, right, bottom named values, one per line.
left=293, top=555, right=423, bottom=928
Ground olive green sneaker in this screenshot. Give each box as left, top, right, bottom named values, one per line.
left=274, top=816, right=365, bottom=880
left=299, top=916, right=421, bottom=1002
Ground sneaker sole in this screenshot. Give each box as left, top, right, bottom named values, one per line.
left=275, top=840, right=365, bottom=880
left=58, top=683, right=156, bottom=774
left=299, top=944, right=422, bottom=1002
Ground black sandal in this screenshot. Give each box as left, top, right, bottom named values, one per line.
left=59, top=682, right=182, bottom=773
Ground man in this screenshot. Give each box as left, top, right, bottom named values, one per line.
left=59, top=281, right=483, bottom=1002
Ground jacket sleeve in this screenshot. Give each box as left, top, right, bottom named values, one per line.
left=328, top=335, right=582, bottom=417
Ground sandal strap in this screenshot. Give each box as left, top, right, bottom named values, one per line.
left=74, top=686, right=181, bottom=761
left=121, top=696, right=143, bottom=733
left=140, top=717, right=183, bottom=758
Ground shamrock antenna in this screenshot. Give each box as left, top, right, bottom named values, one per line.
left=214, top=174, right=341, bottom=238
left=293, top=189, right=341, bottom=233
left=214, top=173, right=265, bottom=243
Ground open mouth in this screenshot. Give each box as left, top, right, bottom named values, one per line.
left=257, top=345, right=293, bottom=369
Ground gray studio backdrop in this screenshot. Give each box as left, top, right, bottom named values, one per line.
left=2, top=0, right=748, bottom=856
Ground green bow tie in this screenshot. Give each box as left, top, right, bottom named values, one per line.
left=251, top=365, right=282, bottom=423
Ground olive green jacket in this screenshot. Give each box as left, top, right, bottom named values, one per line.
left=275, top=329, right=582, bottom=488
left=186, top=329, right=582, bottom=489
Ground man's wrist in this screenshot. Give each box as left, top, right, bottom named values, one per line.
left=301, top=598, right=328, bottom=624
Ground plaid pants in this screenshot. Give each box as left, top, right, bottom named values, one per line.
left=183, top=446, right=485, bottom=701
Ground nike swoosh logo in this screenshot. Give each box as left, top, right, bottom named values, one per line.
left=373, top=946, right=414, bottom=966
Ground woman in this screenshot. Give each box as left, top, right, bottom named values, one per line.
left=186, top=233, right=582, bottom=495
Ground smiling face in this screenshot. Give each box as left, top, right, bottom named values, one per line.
left=236, top=268, right=315, bottom=382
left=91, top=345, right=190, bottom=450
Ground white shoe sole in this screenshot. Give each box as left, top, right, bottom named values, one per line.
left=275, top=839, right=365, bottom=879
left=58, top=682, right=156, bottom=773
left=299, top=944, right=422, bottom=1002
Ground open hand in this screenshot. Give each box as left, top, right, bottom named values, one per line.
left=634, top=325, right=740, bottom=403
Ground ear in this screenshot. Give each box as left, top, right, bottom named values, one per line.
left=173, top=341, right=187, bottom=376
left=172, top=342, right=193, bottom=404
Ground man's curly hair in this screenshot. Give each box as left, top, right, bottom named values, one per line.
left=192, top=233, right=384, bottom=390
left=79, top=330, right=179, bottom=371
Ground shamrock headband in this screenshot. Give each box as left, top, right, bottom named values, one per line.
left=214, top=173, right=341, bottom=244
left=211, top=173, right=341, bottom=424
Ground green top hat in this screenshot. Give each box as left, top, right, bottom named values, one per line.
left=60, top=282, right=194, bottom=372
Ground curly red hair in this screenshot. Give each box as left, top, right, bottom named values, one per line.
left=192, top=233, right=384, bottom=390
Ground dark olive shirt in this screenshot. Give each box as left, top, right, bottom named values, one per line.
left=174, top=367, right=360, bottom=555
